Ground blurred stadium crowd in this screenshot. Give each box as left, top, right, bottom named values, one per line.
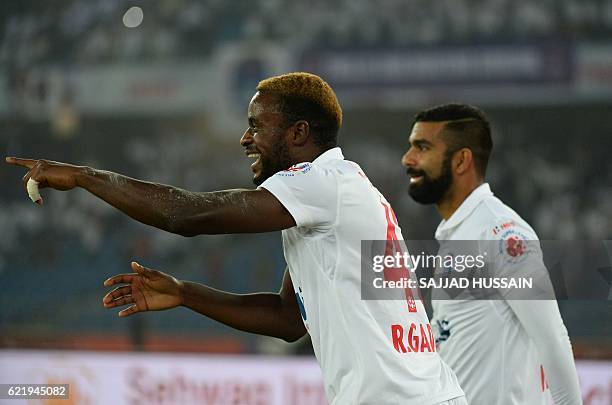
left=3, top=0, right=612, bottom=66
left=1, top=105, right=611, bottom=355
left=1, top=0, right=611, bottom=357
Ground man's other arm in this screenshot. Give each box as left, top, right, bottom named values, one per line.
left=180, top=268, right=307, bottom=342
left=104, top=263, right=307, bottom=343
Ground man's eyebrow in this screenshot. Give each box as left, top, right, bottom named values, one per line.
left=411, top=138, right=433, bottom=147
left=248, top=117, right=258, bottom=126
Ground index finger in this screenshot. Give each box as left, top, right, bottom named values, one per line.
left=5, top=157, right=38, bottom=169
left=104, top=273, right=137, bottom=287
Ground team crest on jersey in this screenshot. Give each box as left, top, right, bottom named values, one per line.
left=497, top=227, right=530, bottom=263
left=505, top=236, right=525, bottom=257
left=276, top=162, right=312, bottom=177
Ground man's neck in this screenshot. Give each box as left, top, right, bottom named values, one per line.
left=293, top=145, right=332, bottom=164
left=436, top=180, right=483, bottom=220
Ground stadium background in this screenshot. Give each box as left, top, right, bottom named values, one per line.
left=0, top=0, right=611, bottom=403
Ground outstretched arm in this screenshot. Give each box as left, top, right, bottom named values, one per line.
left=5, top=157, right=295, bottom=236
left=104, top=262, right=307, bottom=342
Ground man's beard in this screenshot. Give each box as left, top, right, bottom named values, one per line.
left=407, top=154, right=453, bottom=204
left=253, top=140, right=292, bottom=186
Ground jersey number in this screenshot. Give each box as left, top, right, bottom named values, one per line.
left=380, top=198, right=418, bottom=313
left=357, top=167, right=420, bottom=313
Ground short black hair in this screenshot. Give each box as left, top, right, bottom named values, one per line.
left=276, top=95, right=340, bottom=150
left=414, top=103, right=493, bottom=178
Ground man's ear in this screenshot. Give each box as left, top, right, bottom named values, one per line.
left=454, top=148, right=474, bottom=175
left=291, top=120, right=310, bottom=146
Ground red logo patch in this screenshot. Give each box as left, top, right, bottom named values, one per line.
left=506, top=236, right=526, bottom=257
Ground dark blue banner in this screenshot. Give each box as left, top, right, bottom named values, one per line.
left=301, top=42, right=573, bottom=88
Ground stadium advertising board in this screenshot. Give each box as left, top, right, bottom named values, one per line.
left=0, top=350, right=609, bottom=404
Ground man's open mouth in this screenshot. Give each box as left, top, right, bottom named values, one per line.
left=409, top=174, right=424, bottom=184
left=246, top=151, right=261, bottom=171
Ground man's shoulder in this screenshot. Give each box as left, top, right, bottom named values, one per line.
left=463, top=196, right=538, bottom=240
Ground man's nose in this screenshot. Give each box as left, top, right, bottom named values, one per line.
left=401, top=149, right=415, bottom=168
left=240, top=128, right=252, bottom=146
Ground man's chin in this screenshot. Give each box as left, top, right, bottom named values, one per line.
left=252, top=174, right=264, bottom=186
left=408, top=185, right=439, bottom=205
left=252, top=171, right=271, bottom=186
left=252, top=164, right=290, bottom=186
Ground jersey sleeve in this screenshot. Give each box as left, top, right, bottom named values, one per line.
left=258, top=162, right=337, bottom=229
left=507, top=300, right=583, bottom=405
left=485, top=220, right=583, bottom=404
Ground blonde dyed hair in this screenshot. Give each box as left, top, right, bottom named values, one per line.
left=257, top=72, right=342, bottom=148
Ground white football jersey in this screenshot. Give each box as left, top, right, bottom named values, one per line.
left=432, top=183, right=581, bottom=405
left=260, top=148, right=464, bottom=405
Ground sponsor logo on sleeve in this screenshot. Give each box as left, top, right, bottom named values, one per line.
left=492, top=220, right=516, bottom=236
left=276, top=163, right=313, bottom=177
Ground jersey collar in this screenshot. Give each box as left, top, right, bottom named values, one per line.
left=435, top=183, right=493, bottom=239
left=313, top=147, right=344, bottom=164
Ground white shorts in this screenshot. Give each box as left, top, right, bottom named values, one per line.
left=436, top=396, right=469, bottom=405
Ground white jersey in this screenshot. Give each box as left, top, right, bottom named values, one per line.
left=432, top=183, right=581, bottom=405
left=260, top=148, right=463, bottom=405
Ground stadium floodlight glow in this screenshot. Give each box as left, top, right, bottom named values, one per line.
left=123, top=6, right=144, bottom=28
